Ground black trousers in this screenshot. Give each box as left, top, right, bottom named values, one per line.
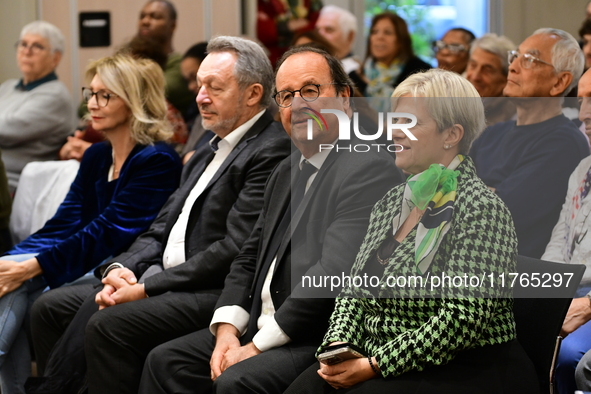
left=284, top=340, right=540, bottom=394
left=28, top=284, right=220, bottom=394
left=139, top=327, right=318, bottom=394
left=30, top=284, right=97, bottom=377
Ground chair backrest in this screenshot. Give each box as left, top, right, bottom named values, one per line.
left=514, top=255, right=586, bottom=394
left=10, top=160, right=79, bottom=244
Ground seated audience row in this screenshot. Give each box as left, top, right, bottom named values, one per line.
left=5, top=2, right=591, bottom=392
left=26, top=36, right=293, bottom=394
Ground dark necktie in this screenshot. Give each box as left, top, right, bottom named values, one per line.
left=245, top=160, right=317, bottom=340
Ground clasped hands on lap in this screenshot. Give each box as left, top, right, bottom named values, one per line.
left=94, top=267, right=146, bottom=309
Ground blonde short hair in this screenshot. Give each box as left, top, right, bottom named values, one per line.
left=85, top=54, right=172, bottom=144
left=392, top=69, right=486, bottom=154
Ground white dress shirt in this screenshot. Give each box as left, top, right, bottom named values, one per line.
left=162, top=110, right=265, bottom=269
left=210, top=146, right=333, bottom=352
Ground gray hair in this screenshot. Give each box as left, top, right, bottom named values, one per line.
left=392, top=69, right=486, bottom=155
left=206, top=36, right=273, bottom=108
left=532, top=28, right=584, bottom=96
left=20, top=21, right=65, bottom=54
left=470, top=33, right=516, bottom=75
left=319, top=5, right=357, bottom=35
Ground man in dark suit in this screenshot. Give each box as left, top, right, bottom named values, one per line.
left=138, top=46, right=403, bottom=394
left=26, top=36, right=290, bottom=394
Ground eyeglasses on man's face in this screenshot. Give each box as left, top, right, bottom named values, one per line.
left=432, top=40, right=468, bottom=55
left=15, top=40, right=47, bottom=54
left=273, top=83, right=341, bottom=108
left=507, top=50, right=555, bottom=70
left=82, top=88, right=119, bottom=108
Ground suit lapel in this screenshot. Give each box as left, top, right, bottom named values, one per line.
left=271, top=149, right=339, bottom=271
left=250, top=155, right=295, bottom=285
left=289, top=147, right=339, bottom=237
left=166, top=110, right=275, bottom=239
left=161, top=144, right=213, bottom=243
left=200, top=111, right=274, bottom=193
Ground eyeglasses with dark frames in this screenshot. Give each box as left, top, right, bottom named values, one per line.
left=507, top=50, right=555, bottom=70
left=82, top=88, right=119, bottom=108
left=273, top=83, right=342, bottom=108
left=15, top=40, right=47, bottom=54
left=432, top=40, right=468, bottom=55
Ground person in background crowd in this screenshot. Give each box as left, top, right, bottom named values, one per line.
left=580, top=18, right=591, bottom=72
left=179, top=42, right=210, bottom=161
left=0, top=151, right=11, bottom=254
left=350, top=12, right=431, bottom=112
left=315, top=5, right=359, bottom=76
left=291, top=29, right=336, bottom=55
left=541, top=68, right=591, bottom=394
left=0, top=21, right=75, bottom=193
left=465, top=33, right=516, bottom=126
left=0, top=53, right=182, bottom=394
left=137, top=0, right=193, bottom=116
left=179, top=42, right=207, bottom=126
left=433, top=27, right=475, bottom=75
left=257, top=0, right=323, bottom=66
left=470, top=28, right=589, bottom=259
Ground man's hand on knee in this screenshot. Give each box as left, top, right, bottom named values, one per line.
left=210, top=323, right=241, bottom=380
left=220, top=342, right=262, bottom=374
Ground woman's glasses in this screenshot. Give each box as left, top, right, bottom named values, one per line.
left=82, top=88, right=118, bottom=108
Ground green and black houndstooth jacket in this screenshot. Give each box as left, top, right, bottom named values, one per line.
left=321, top=157, right=518, bottom=378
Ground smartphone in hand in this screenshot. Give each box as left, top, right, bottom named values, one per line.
left=317, top=343, right=367, bottom=365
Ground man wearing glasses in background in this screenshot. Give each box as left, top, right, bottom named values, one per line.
left=470, top=28, right=589, bottom=259
left=0, top=21, right=75, bottom=193
left=465, top=33, right=517, bottom=126
left=433, top=27, right=475, bottom=75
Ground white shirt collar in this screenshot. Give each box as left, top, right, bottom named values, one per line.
left=299, top=139, right=335, bottom=170
left=211, top=109, right=266, bottom=152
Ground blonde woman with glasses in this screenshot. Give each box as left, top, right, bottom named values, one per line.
left=0, top=53, right=181, bottom=393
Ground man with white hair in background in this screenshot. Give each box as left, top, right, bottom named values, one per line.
left=470, top=28, right=589, bottom=259
left=0, top=21, right=75, bottom=193
left=315, top=4, right=359, bottom=76
left=465, top=33, right=516, bottom=125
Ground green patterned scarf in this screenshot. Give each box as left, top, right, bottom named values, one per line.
left=394, top=155, right=463, bottom=274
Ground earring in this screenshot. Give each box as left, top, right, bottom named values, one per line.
left=444, top=145, right=451, bottom=149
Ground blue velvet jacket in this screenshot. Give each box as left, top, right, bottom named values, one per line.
left=7, top=141, right=182, bottom=288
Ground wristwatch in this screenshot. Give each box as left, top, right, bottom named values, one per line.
left=101, top=262, right=124, bottom=280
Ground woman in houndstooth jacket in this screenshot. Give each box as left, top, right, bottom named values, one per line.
left=286, top=69, right=539, bottom=394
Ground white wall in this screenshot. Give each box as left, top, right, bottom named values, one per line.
left=501, top=0, right=589, bottom=45
left=39, top=0, right=240, bottom=98
left=0, top=0, right=37, bottom=82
